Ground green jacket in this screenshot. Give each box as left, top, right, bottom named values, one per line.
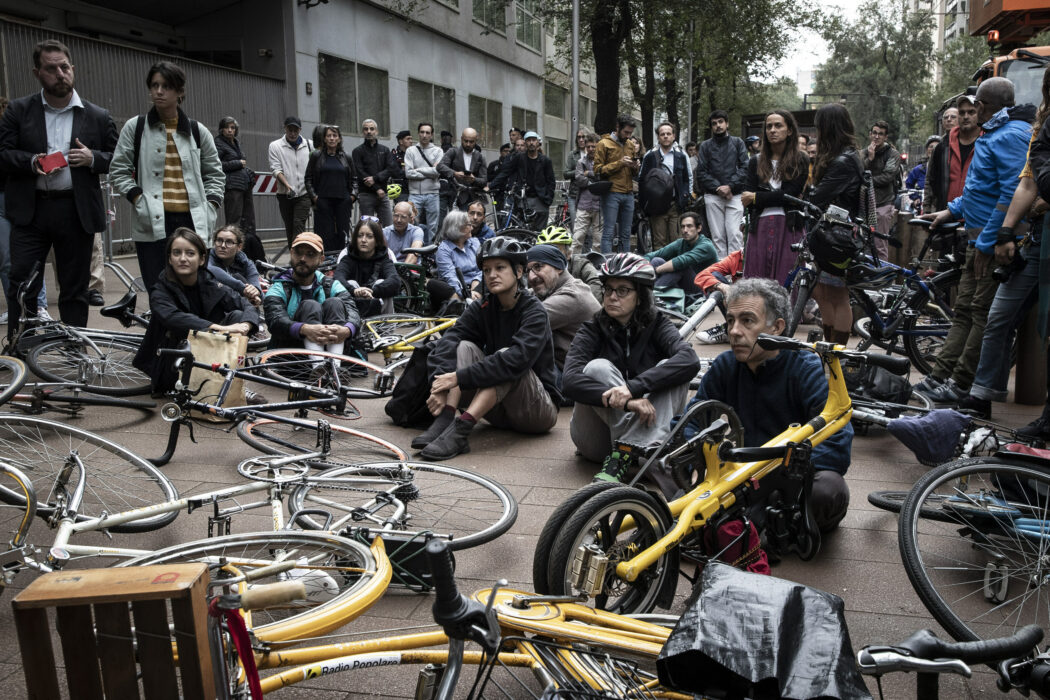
left=109, top=107, right=225, bottom=243
left=645, top=235, right=717, bottom=273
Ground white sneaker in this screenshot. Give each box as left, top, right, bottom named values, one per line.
left=695, top=323, right=728, bottom=345
left=0, top=312, right=7, bottom=325
left=36, top=308, right=53, bottom=322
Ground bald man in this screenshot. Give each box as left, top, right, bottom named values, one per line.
left=439, top=127, right=488, bottom=210
left=940, top=106, right=959, bottom=132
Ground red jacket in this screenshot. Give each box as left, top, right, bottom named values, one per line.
left=694, top=250, right=744, bottom=292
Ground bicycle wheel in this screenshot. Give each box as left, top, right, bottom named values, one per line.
left=636, top=219, right=652, bottom=255
left=868, top=489, right=959, bottom=523
left=532, top=482, right=620, bottom=594
left=362, top=313, right=427, bottom=352
left=26, top=337, right=150, bottom=396
left=236, top=417, right=408, bottom=466
left=289, top=461, right=517, bottom=551
left=899, top=456, right=1050, bottom=642
left=499, top=227, right=538, bottom=245
left=253, top=348, right=393, bottom=399
left=901, top=270, right=959, bottom=376
left=785, top=269, right=815, bottom=337
left=0, top=355, right=28, bottom=405
left=548, top=486, right=674, bottom=615
left=0, top=415, right=177, bottom=532
left=118, top=531, right=378, bottom=643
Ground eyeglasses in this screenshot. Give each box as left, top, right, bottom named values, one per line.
left=602, top=284, right=636, bottom=299
left=214, top=239, right=238, bottom=248
left=526, top=263, right=546, bottom=274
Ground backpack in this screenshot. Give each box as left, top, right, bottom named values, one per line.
left=640, top=161, right=675, bottom=216
left=384, top=344, right=434, bottom=427
left=131, top=114, right=202, bottom=183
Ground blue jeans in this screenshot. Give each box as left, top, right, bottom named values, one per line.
left=970, top=246, right=1040, bottom=401
left=410, top=193, right=440, bottom=242
left=600, top=192, right=633, bottom=254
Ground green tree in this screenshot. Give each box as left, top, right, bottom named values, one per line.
left=812, top=0, right=934, bottom=149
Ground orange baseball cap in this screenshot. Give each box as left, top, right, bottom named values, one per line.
left=291, top=231, right=324, bottom=253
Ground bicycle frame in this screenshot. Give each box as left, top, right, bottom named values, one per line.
left=613, top=340, right=853, bottom=584
left=364, top=316, right=457, bottom=365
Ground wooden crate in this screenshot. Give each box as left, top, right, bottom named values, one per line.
left=12, top=563, right=214, bottom=699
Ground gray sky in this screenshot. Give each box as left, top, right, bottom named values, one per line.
left=776, top=1, right=860, bottom=81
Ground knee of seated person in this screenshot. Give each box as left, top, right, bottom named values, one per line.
left=582, top=358, right=618, bottom=377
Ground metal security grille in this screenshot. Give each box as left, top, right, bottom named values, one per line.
left=0, top=19, right=288, bottom=251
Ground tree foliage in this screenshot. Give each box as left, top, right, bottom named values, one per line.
left=812, top=0, right=933, bottom=150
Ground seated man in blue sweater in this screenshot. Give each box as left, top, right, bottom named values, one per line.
left=644, top=211, right=718, bottom=296
left=686, top=277, right=852, bottom=533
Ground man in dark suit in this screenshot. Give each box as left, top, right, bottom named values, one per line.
left=438, top=127, right=488, bottom=211
left=0, top=39, right=117, bottom=330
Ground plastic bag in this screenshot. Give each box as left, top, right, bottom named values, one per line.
left=657, top=562, right=871, bottom=700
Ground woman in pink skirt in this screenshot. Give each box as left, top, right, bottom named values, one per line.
left=741, top=110, right=809, bottom=284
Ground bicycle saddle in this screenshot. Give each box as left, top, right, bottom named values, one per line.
left=414, top=244, right=439, bottom=256
left=99, top=289, right=137, bottom=320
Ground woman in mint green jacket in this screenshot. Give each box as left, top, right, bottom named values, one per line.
left=109, top=60, right=224, bottom=292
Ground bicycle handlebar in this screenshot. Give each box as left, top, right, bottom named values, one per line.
left=781, top=194, right=822, bottom=217
left=858, top=624, right=1043, bottom=677
left=757, top=334, right=911, bottom=375
left=909, top=217, right=961, bottom=232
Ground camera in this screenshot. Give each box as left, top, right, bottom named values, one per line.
left=992, top=253, right=1026, bottom=283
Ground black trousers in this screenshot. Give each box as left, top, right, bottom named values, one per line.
left=7, top=193, right=94, bottom=331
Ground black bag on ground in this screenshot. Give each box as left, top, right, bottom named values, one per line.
left=843, top=359, right=911, bottom=405
left=640, top=166, right=675, bottom=216
left=384, top=344, right=434, bottom=428
left=657, top=562, right=871, bottom=699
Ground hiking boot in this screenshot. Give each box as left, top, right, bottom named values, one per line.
left=912, top=375, right=944, bottom=396
left=695, top=323, right=727, bottom=345
left=411, top=409, right=456, bottom=450
left=593, top=445, right=638, bottom=483
left=918, top=378, right=963, bottom=406
left=957, top=394, right=991, bottom=420
left=419, top=417, right=474, bottom=460
left=1018, top=408, right=1050, bottom=443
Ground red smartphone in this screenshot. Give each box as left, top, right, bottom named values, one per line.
left=38, top=151, right=68, bottom=174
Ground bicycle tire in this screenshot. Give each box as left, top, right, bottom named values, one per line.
left=636, top=220, right=652, bottom=255
left=0, top=355, right=28, bottom=405
left=547, top=486, right=674, bottom=615
left=119, top=531, right=379, bottom=643
left=785, top=268, right=815, bottom=337
left=867, top=490, right=958, bottom=523
left=236, top=417, right=408, bottom=466
left=899, top=456, right=1050, bottom=642
left=498, top=227, right=538, bottom=245
left=0, top=415, right=177, bottom=532
left=289, top=460, right=517, bottom=551
left=531, top=482, right=620, bottom=594
left=253, top=348, right=394, bottom=399
left=901, top=270, right=959, bottom=376
left=362, top=313, right=428, bottom=351
left=25, top=337, right=151, bottom=396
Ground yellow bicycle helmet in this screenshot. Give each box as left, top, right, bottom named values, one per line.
left=537, top=226, right=572, bottom=246
left=386, top=183, right=403, bottom=199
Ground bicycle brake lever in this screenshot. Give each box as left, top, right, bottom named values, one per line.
left=858, top=649, right=972, bottom=678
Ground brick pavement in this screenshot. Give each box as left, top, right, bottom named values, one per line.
left=0, top=260, right=1042, bottom=698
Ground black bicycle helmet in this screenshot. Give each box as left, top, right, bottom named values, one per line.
left=599, top=252, right=656, bottom=286
left=477, top=235, right=529, bottom=267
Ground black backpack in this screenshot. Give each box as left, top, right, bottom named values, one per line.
left=384, top=344, right=434, bottom=428
left=131, top=114, right=202, bottom=183
left=640, top=163, right=675, bottom=216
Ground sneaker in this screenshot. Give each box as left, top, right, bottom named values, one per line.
left=419, top=417, right=474, bottom=460
left=1018, top=412, right=1050, bottom=442
left=912, top=375, right=944, bottom=396
left=918, top=378, right=963, bottom=406
left=411, top=409, right=456, bottom=450
left=957, top=394, right=991, bottom=420
left=695, top=323, right=728, bottom=345
left=593, top=445, right=638, bottom=483
left=36, top=308, right=53, bottom=322
left=245, top=389, right=269, bottom=406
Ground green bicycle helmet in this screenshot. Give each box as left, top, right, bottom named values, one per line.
left=537, top=226, right=573, bottom=246
left=386, top=183, right=402, bottom=199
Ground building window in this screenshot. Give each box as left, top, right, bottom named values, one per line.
left=473, top=0, right=506, bottom=34
left=318, top=53, right=390, bottom=137
left=469, top=94, right=503, bottom=149
left=511, top=106, right=537, bottom=134
left=544, top=82, right=567, bottom=119
left=409, top=79, right=455, bottom=141
left=545, top=137, right=566, bottom=174
left=516, top=0, right=541, bottom=52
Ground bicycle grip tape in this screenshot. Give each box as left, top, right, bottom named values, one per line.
left=862, top=353, right=911, bottom=376
left=426, top=539, right=460, bottom=610
left=239, top=581, right=307, bottom=612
